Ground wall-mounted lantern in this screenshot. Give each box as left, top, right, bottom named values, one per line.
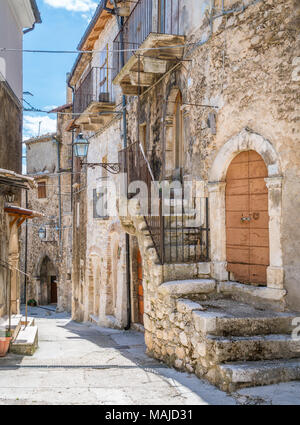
left=73, top=133, right=90, bottom=160
left=4, top=191, right=15, bottom=204
left=38, top=226, right=46, bottom=240
left=73, top=133, right=120, bottom=174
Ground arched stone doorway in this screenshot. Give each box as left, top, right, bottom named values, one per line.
left=39, top=256, right=57, bottom=305
left=208, top=128, right=284, bottom=294
left=225, top=150, right=269, bottom=285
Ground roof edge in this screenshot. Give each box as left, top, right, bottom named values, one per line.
left=30, top=0, right=42, bottom=24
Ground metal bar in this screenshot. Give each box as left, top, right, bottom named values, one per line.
left=206, top=197, right=209, bottom=261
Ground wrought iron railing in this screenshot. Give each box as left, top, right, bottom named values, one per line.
left=113, top=0, right=182, bottom=81
left=118, top=142, right=210, bottom=264
left=73, top=64, right=114, bottom=115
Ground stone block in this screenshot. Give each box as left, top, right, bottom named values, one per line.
left=158, top=279, right=216, bottom=297
left=176, top=298, right=204, bottom=314
left=175, top=346, right=186, bottom=359
left=179, top=331, right=189, bottom=347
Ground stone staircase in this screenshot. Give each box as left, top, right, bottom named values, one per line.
left=0, top=315, right=38, bottom=356
left=122, top=202, right=300, bottom=392
left=193, top=298, right=300, bottom=391
left=151, top=281, right=300, bottom=392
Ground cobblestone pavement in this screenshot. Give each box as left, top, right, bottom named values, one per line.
left=0, top=306, right=299, bottom=405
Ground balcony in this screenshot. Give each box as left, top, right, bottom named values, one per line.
left=73, top=64, right=115, bottom=131
left=113, top=0, right=185, bottom=95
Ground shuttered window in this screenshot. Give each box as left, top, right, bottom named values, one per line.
left=38, top=181, right=46, bottom=199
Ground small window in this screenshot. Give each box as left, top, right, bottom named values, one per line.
left=37, top=181, right=46, bottom=199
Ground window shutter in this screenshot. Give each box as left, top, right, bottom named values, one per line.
left=38, top=181, right=46, bottom=199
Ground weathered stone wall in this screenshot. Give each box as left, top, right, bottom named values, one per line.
left=0, top=197, right=9, bottom=317
left=56, top=110, right=73, bottom=312
left=126, top=0, right=300, bottom=310
left=0, top=82, right=22, bottom=174
left=72, top=159, right=87, bottom=322
left=20, top=172, right=61, bottom=305
left=0, top=81, right=22, bottom=318
left=21, top=111, right=73, bottom=312
left=71, top=15, right=129, bottom=328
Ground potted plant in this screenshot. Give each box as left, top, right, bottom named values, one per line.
left=0, top=330, right=12, bottom=357
left=27, top=299, right=37, bottom=307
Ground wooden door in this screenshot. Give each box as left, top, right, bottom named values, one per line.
left=137, top=250, right=144, bottom=324
left=50, top=276, right=58, bottom=303
left=226, top=151, right=269, bottom=285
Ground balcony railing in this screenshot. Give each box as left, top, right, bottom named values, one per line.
left=73, top=65, right=114, bottom=115
left=113, top=0, right=181, bottom=81
left=119, top=142, right=210, bottom=265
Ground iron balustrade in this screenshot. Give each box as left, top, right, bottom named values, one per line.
left=118, top=142, right=210, bottom=264
left=113, top=0, right=182, bottom=81
left=73, top=65, right=114, bottom=115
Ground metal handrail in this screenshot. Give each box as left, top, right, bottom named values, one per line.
left=118, top=142, right=210, bottom=265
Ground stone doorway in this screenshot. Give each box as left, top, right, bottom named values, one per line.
left=50, top=276, right=57, bottom=303
left=225, top=150, right=269, bottom=285
left=39, top=256, right=57, bottom=305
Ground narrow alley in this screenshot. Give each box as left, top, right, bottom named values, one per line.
left=0, top=306, right=299, bottom=405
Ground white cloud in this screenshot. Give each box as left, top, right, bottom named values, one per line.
left=23, top=115, right=57, bottom=140
left=43, top=0, right=97, bottom=13
left=43, top=105, right=58, bottom=111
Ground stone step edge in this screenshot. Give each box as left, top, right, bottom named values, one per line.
left=215, top=358, right=300, bottom=391
left=206, top=334, right=300, bottom=343
left=158, top=279, right=216, bottom=296
left=192, top=309, right=296, bottom=335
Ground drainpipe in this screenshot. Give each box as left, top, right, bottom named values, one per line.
left=67, top=75, right=75, bottom=212
left=24, top=190, right=28, bottom=321
left=112, top=0, right=131, bottom=330
left=23, top=24, right=36, bottom=35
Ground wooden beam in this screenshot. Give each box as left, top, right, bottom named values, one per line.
left=17, top=218, right=26, bottom=228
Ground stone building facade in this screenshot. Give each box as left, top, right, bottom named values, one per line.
left=112, top=0, right=300, bottom=390
left=0, top=0, right=41, bottom=318
left=69, top=3, right=132, bottom=329
left=21, top=102, right=73, bottom=313
left=63, top=0, right=300, bottom=390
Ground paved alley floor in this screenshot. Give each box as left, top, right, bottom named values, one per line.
left=0, top=306, right=299, bottom=405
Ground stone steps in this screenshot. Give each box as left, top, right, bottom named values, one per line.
left=10, top=325, right=38, bottom=356
left=215, top=359, right=300, bottom=392
left=158, top=279, right=216, bottom=297
left=192, top=299, right=296, bottom=336
left=205, top=333, right=300, bottom=363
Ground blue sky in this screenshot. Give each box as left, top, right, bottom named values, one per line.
left=23, top=0, right=98, bottom=141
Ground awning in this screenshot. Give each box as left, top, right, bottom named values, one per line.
left=4, top=205, right=44, bottom=228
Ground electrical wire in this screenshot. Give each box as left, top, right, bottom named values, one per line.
left=0, top=42, right=196, bottom=55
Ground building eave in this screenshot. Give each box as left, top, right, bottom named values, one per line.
left=68, top=0, right=113, bottom=86
left=8, top=0, right=42, bottom=31
left=0, top=169, right=37, bottom=190
left=24, top=133, right=57, bottom=145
